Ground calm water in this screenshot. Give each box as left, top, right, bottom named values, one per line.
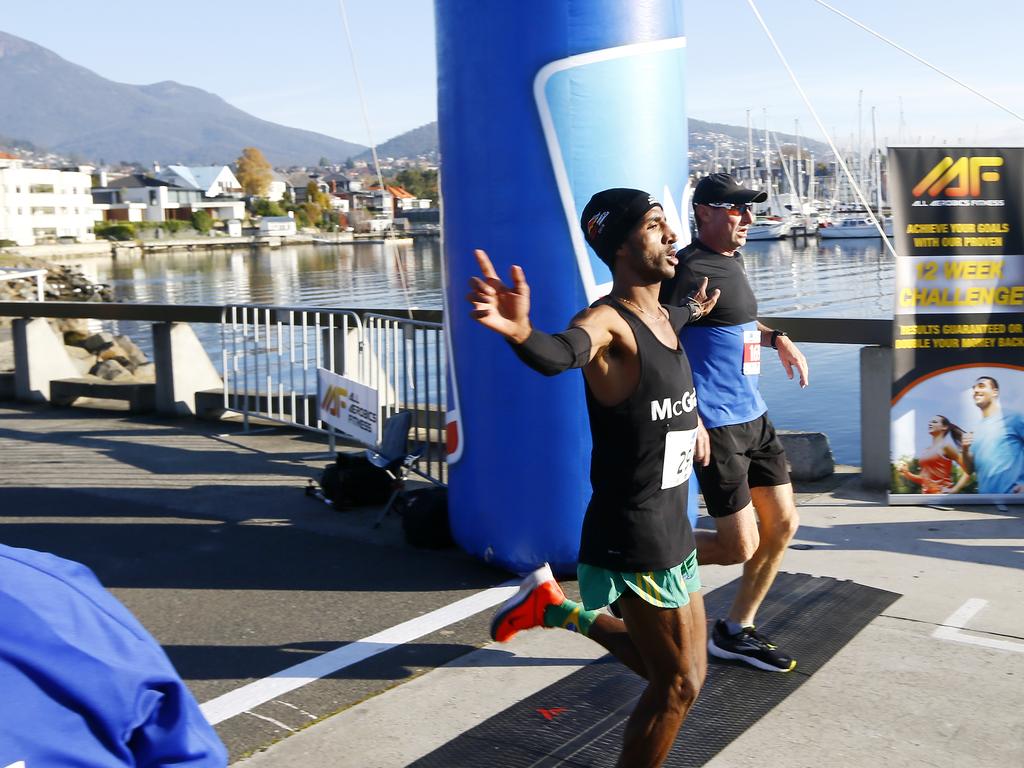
left=80, top=236, right=895, bottom=465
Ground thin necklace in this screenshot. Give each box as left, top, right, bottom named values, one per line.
left=616, top=295, right=668, bottom=323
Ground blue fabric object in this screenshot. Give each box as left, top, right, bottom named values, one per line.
left=0, top=544, right=227, bottom=767
left=437, top=0, right=689, bottom=574
left=971, top=410, right=1024, bottom=494
left=680, top=321, right=768, bottom=428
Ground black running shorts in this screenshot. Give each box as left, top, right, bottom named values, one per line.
left=696, top=414, right=790, bottom=518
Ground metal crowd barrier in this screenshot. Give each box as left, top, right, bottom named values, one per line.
left=221, top=305, right=447, bottom=485
left=362, top=313, right=447, bottom=484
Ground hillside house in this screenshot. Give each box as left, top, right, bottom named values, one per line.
left=157, top=164, right=243, bottom=198
left=97, top=174, right=243, bottom=222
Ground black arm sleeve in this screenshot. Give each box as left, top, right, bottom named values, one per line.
left=666, top=303, right=697, bottom=334
left=507, top=327, right=592, bottom=376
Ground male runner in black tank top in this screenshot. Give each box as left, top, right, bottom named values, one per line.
left=467, top=188, right=720, bottom=768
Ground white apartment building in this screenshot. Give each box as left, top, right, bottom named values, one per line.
left=0, top=157, right=97, bottom=245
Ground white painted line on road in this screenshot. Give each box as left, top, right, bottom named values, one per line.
left=932, top=598, right=1024, bottom=654
left=273, top=700, right=318, bottom=720
left=244, top=710, right=295, bottom=732
left=200, top=581, right=519, bottom=725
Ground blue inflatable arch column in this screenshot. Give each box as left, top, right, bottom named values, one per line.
left=437, top=0, right=696, bottom=575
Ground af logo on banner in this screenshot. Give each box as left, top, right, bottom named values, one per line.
left=317, top=368, right=380, bottom=446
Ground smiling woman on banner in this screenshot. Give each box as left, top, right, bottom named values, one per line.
left=896, top=414, right=972, bottom=494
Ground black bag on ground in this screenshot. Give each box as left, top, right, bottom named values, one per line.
left=319, top=452, right=394, bottom=508
left=394, top=487, right=453, bottom=549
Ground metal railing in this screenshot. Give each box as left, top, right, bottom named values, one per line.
left=0, top=300, right=894, bottom=488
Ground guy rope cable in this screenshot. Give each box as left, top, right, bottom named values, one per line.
left=338, top=0, right=417, bottom=320
left=746, top=0, right=897, bottom=255
left=813, top=0, right=1024, bottom=125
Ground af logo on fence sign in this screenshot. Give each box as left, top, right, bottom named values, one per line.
left=317, top=368, right=380, bottom=446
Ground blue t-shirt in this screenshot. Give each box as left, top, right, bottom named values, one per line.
left=0, top=544, right=227, bottom=767
left=972, top=410, right=1024, bottom=494
left=660, top=240, right=767, bottom=428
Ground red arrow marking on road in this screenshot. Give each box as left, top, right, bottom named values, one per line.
left=537, top=707, right=568, bottom=720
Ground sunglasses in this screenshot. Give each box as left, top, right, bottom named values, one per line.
left=704, top=202, right=756, bottom=215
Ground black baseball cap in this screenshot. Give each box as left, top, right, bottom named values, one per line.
left=692, top=173, right=768, bottom=205
left=580, top=188, right=661, bottom=267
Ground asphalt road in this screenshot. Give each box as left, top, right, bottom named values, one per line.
left=0, top=404, right=511, bottom=761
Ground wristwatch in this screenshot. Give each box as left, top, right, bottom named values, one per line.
left=770, top=329, right=788, bottom=349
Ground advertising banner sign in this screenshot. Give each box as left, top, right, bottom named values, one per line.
left=317, top=368, right=380, bottom=447
left=888, top=147, right=1024, bottom=503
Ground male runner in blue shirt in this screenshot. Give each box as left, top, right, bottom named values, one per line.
left=661, top=173, right=808, bottom=672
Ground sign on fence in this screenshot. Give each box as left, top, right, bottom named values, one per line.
left=317, top=368, right=380, bottom=447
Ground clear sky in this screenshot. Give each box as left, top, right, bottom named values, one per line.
left=2, top=0, right=1022, bottom=150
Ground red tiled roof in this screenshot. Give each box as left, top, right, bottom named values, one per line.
left=366, top=184, right=416, bottom=198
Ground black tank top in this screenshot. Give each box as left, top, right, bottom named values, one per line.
left=579, top=298, right=698, bottom=571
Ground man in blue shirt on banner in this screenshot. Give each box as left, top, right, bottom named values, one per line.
left=660, top=173, right=807, bottom=673
left=962, top=375, right=1024, bottom=494
left=0, top=543, right=227, bottom=767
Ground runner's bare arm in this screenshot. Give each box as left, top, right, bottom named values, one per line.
left=694, top=416, right=711, bottom=467
left=757, top=320, right=809, bottom=388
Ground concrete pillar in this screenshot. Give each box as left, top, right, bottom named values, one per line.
left=153, top=322, right=223, bottom=416
left=860, top=346, right=893, bottom=490
left=12, top=318, right=80, bottom=402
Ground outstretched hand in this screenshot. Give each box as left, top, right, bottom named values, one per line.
left=466, top=249, right=532, bottom=342
left=687, top=277, right=721, bottom=321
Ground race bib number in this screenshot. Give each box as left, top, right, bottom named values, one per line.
left=743, top=329, right=761, bottom=375
left=661, top=428, right=697, bottom=490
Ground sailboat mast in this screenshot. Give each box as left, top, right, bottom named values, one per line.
left=795, top=118, right=805, bottom=218
left=872, top=106, right=882, bottom=212
left=763, top=108, right=772, bottom=213
left=857, top=89, right=865, bottom=204
left=808, top=151, right=815, bottom=205
left=747, top=109, right=755, bottom=187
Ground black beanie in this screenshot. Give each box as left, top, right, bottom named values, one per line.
left=580, top=188, right=660, bottom=267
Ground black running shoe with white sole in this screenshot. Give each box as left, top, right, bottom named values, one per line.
left=707, top=619, right=796, bottom=672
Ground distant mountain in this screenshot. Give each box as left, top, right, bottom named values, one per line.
left=0, top=31, right=367, bottom=166
left=359, top=122, right=438, bottom=161
left=689, top=118, right=833, bottom=163
left=359, top=118, right=829, bottom=167
left=0, top=30, right=829, bottom=170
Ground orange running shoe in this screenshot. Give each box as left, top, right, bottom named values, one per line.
left=490, top=563, right=566, bottom=642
